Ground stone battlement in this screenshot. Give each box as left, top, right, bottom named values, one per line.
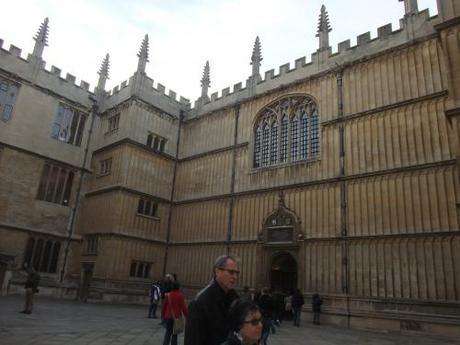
left=101, top=73, right=190, bottom=117
left=0, top=38, right=93, bottom=108
left=190, top=8, right=438, bottom=117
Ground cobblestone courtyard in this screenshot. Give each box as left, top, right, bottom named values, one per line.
left=0, top=295, right=457, bottom=345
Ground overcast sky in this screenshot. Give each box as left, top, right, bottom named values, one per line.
left=0, top=0, right=437, bottom=102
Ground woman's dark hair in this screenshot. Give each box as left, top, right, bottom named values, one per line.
left=171, top=281, right=180, bottom=290
left=228, top=300, right=260, bottom=332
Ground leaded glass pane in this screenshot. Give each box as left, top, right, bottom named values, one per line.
left=290, top=116, right=299, bottom=161
left=280, top=116, right=288, bottom=163
left=300, top=112, right=308, bottom=159
left=270, top=122, right=278, bottom=164
left=261, top=124, right=270, bottom=166
left=254, top=126, right=262, bottom=167
left=311, top=110, right=319, bottom=156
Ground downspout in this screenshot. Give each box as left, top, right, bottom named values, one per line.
left=163, top=110, right=184, bottom=276
left=336, top=68, right=351, bottom=328
left=60, top=98, right=98, bottom=283
left=227, top=103, right=240, bottom=253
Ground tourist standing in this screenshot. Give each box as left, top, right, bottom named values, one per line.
left=312, top=293, right=323, bottom=325
left=20, top=266, right=40, bottom=314
left=148, top=281, right=161, bottom=318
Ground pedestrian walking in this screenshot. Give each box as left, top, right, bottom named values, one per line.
left=162, top=281, right=188, bottom=345
left=184, top=255, right=240, bottom=345
left=291, top=289, right=304, bottom=327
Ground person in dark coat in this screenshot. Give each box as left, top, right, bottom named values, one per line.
left=312, top=293, right=323, bottom=325
left=20, top=266, right=40, bottom=314
left=257, top=288, right=274, bottom=344
left=291, top=288, right=304, bottom=327
left=221, top=300, right=263, bottom=345
left=184, top=255, right=240, bottom=345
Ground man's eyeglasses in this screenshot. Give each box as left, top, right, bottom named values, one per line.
left=217, top=268, right=240, bottom=275
left=243, top=317, right=262, bottom=326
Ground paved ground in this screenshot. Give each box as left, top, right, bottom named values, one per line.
left=0, top=295, right=457, bottom=345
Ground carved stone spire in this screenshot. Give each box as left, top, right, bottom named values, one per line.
left=97, top=53, right=110, bottom=91
left=316, top=5, right=332, bottom=51
left=200, top=60, right=210, bottom=100
left=32, top=17, right=49, bottom=59
left=251, top=36, right=263, bottom=78
left=137, top=34, right=149, bottom=74
left=399, top=0, right=418, bottom=16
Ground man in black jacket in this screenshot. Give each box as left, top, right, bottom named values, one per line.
left=20, top=266, right=40, bottom=314
left=184, top=255, right=240, bottom=345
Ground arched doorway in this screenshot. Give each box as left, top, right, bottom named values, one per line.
left=270, top=253, right=297, bottom=293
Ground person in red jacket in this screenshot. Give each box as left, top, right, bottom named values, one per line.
left=162, top=281, right=188, bottom=345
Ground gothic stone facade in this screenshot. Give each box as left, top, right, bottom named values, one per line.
left=1, top=0, right=460, bottom=336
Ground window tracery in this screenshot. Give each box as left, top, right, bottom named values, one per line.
left=253, top=95, right=320, bottom=168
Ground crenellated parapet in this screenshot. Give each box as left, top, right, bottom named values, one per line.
left=0, top=38, right=94, bottom=108
left=101, top=72, right=190, bottom=117
left=188, top=6, right=440, bottom=118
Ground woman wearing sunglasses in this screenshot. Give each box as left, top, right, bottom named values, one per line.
left=222, top=300, right=263, bottom=345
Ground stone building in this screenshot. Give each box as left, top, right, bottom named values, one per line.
left=1, top=0, right=459, bottom=336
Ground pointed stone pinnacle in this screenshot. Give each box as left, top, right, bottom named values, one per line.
left=201, top=61, right=210, bottom=88
left=251, top=36, right=263, bottom=65
left=137, top=34, right=149, bottom=61
left=98, top=53, right=110, bottom=79
left=32, top=17, right=49, bottom=58
left=316, top=4, right=332, bottom=37
left=34, top=17, right=49, bottom=46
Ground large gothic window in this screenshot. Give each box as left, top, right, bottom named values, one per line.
left=253, top=95, right=320, bottom=168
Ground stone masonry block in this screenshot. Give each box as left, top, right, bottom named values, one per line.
left=0, top=39, right=4, bottom=49
left=211, top=92, right=218, bottom=101
left=65, top=73, right=76, bottom=84
left=222, top=87, right=230, bottom=97
left=80, top=81, right=90, bottom=90
left=295, top=57, right=306, bottom=69
left=265, top=69, right=275, bottom=80
left=233, top=82, right=242, bottom=92
left=357, top=32, right=371, bottom=46
left=9, top=45, right=22, bottom=57
left=338, top=40, right=351, bottom=52
left=168, top=90, right=177, bottom=100
left=121, top=81, right=127, bottom=88
left=157, top=83, right=165, bottom=94
left=51, top=66, right=61, bottom=76
left=377, top=24, right=393, bottom=38
left=280, top=63, right=290, bottom=75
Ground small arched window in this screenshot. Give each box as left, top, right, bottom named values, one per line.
left=253, top=95, right=320, bottom=168
left=147, top=134, right=153, bottom=147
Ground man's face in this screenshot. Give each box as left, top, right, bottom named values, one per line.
left=215, top=259, right=239, bottom=292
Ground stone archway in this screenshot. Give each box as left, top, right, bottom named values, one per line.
left=270, top=252, right=297, bottom=293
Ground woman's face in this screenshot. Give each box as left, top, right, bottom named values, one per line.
left=239, top=310, right=263, bottom=344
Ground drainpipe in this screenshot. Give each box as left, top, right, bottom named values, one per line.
left=336, top=67, right=351, bottom=328
left=163, top=110, right=184, bottom=276
left=59, top=98, right=98, bottom=284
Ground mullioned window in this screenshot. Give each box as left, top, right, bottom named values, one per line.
left=253, top=95, right=320, bottom=168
